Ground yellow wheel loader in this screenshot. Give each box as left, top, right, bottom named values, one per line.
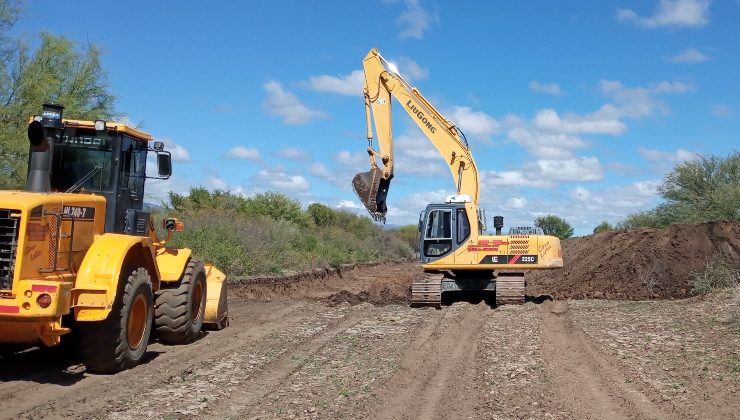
left=0, top=104, right=228, bottom=373
left=353, top=49, right=563, bottom=307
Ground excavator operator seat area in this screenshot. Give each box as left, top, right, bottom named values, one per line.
left=419, top=204, right=470, bottom=262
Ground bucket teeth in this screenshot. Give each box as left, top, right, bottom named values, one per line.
left=352, top=168, right=385, bottom=222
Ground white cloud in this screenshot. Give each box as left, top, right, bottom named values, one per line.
left=505, top=197, right=528, bottom=209
left=304, top=70, right=364, bottom=96
left=617, top=0, right=710, bottom=28
left=534, top=108, right=625, bottom=135
left=336, top=199, right=364, bottom=210
left=448, top=106, right=501, bottom=141
left=481, top=170, right=553, bottom=188
left=638, top=147, right=696, bottom=162
left=262, top=80, right=326, bottom=125
left=535, top=157, right=603, bottom=182
left=275, top=147, right=311, bottom=161
left=335, top=150, right=366, bottom=168
left=394, top=0, right=438, bottom=39
left=309, top=162, right=332, bottom=178
left=160, top=138, right=190, bottom=163
left=225, top=146, right=261, bottom=161
left=397, top=57, right=429, bottom=81
left=598, top=79, right=692, bottom=119
left=255, top=169, right=310, bottom=191
left=507, top=126, right=589, bottom=160
left=711, top=104, right=732, bottom=118
left=529, top=81, right=563, bottom=96
left=670, top=48, right=710, bottom=63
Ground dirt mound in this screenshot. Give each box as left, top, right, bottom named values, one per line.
left=526, top=222, right=740, bottom=300
left=229, top=262, right=419, bottom=305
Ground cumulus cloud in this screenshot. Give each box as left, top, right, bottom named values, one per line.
left=670, top=48, right=710, bottom=63
left=304, top=70, right=364, bottom=96
left=711, top=104, right=732, bottom=118
left=481, top=170, right=553, bottom=188
left=255, top=169, right=310, bottom=191
left=447, top=106, right=501, bottom=141
left=505, top=197, right=528, bottom=209
left=616, top=0, right=710, bottom=28
left=507, top=126, right=589, bottom=160
left=160, top=138, right=190, bottom=163
left=598, top=79, right=692, bottom=119
left=275, top=147, right=311, bottom=161
left=638, top=147, right=696, bottom=162
left=391, top=0, right=439, bottom=39
left=529, top=81, right=563, bottom=96
left=262, top=80, right=326, bottom=125
left=397, top=57, right=429, bottom=81
left=533, top=108, right=625, bottom=135
left=225, top=146, right=261, bottom=161
left=535, top=157, right=603, bottom=182
left=308, top=162, right=332, bottom=178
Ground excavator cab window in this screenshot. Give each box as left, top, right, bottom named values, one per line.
left=456, top=208, right=470, bottom=244
left=423, top=209, right=452, bottom=257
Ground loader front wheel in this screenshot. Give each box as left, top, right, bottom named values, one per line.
left=155, top=259, right=207, bottom=344
left=80, top=267, right=153, bottom=374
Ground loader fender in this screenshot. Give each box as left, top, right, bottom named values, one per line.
left=203, top=263, right=228, bottom=330
left=155, top=247, right=193, bottom=283
left=72, top=234, right=159, bottom=322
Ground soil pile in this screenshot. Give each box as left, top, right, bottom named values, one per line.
left=526, top=221, right=740, bottom=300
left=229, top=261, right=418, bottom=305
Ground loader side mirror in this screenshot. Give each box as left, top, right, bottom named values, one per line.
left=156, top=152, right=172, bottom=179
left=163, top=218, right=184, bottom=232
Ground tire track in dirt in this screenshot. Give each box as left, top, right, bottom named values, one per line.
left=0, top=300, right=311, bottom=420
left=541, top=301, right=668, bottom=420
left=204, top=304, right=381, bottom=418
left=371, top=303, right=491, bottom=420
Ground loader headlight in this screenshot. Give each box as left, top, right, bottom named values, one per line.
left=37, top=293, right=52, bottom=309
left=94, top=120, right=106, bottom=131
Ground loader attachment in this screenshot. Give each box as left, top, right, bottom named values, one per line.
left=352, top=168, right=392, bottom=222
left=203, top=264, right=229, bottom=330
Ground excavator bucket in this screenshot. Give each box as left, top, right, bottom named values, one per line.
left=352, top=168, right=391, bottom=222
left=203, top=264, right=229, bottom=330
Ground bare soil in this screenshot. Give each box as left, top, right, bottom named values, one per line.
left=1, top=223, right=738, bottom=419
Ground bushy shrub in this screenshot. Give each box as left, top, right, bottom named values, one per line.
left=593, top=221, right=613, bottom=234
left=691, top=259, right=739, bottom=295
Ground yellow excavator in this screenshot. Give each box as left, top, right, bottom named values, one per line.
left=0, top=104, right=228, bottom=372
left=353, top=49, right=563, bottom=307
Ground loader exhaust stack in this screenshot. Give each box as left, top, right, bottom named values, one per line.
left=352, top=168, right=391, bottom=222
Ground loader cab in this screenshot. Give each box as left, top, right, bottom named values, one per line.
left=30, top=104, right=172, bottom=235
left=418, top=202, right=471, bottom=263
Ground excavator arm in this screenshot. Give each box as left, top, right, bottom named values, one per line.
left=353, top=48, right=480, bottom=221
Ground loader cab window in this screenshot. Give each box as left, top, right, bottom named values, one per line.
left=423, top=209, right=452, bottom=257
left=50, top=128, right=113, bottom=192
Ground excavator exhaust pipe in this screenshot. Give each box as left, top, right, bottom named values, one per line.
left=352, top=168, right=391, bottom=222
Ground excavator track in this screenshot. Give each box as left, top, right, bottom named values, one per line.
left=495, top=274, right=525, bottom=306
left=410, top=272, right=443, bottom=308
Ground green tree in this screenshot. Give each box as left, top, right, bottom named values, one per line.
left=592, top=221, right=613, bottom=234
left=534, top=215, right=574, bottom=239
left=307, top=202, right=335, bottom=227
left=0, top=14, right=116, bottom=189
left=658, top=151, right=740, bottom=223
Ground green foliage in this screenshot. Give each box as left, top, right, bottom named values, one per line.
left=534, top=215, right=574, bottom=239
left=307, top=202, right=335, bottom=227
left=592, top=221, right=613, bottom=234
left=394, top=225, right=420, bottom=252
left=691, top=259, right=739, bottom=295
left=618, top=151, right=740, bottom=229
left=0, top=23, right=116, bottom=189
left=160, top=189, right=414, bottom=276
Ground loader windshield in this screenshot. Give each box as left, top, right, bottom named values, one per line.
left=50, top=128, right=114, bottom=192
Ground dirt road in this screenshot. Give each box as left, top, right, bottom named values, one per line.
left=1, top=263, right=738, bottom=419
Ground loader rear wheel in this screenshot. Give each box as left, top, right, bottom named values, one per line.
left=79, top=267, right=153, bottom=374
left=155, top=259, right=207, bottom=344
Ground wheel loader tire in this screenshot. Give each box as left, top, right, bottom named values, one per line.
left=155, top=258, right=207, bottom=344
left=79, top=267, right=153, bottom=374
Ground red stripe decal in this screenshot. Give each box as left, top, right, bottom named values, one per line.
left=0, top=305, right=20, bottom=314
left=32, top=285, right=58, bottom=293
left=509, top=254, right=521, bottom=264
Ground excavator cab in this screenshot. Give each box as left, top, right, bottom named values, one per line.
left=352, top=168, right=391, bottom=222
left=418, top=203, right=470, bottom=263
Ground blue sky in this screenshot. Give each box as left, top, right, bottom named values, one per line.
left=12, top=0, right=740, bottom=234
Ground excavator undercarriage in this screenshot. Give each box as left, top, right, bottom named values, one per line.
left=410, top=271, right=525, bottom=308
